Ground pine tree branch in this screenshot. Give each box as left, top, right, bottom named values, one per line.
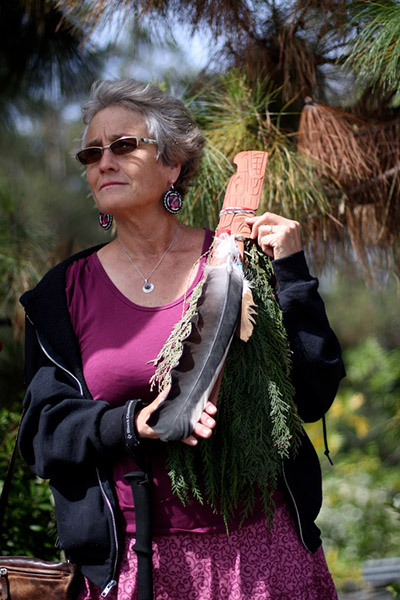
left=348, top=164, right=400, bottom=196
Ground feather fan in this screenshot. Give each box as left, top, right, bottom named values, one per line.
left=148, top=234, right=244, bottom=441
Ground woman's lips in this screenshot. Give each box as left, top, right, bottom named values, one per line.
left=99, top=181, right=126, bottom=190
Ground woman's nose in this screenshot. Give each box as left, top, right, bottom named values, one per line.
left=98, top=148, right=119, bottom=171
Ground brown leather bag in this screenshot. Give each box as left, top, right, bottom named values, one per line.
left=0, top=412, right=82, bottom=600
left=0, top=556, right=81, bottom=600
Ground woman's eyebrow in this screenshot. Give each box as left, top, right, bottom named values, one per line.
left=85, top=133, right=133, bottom=146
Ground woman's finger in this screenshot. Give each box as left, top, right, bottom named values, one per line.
left=181, top=402, right=217, bottom=446
left=204, top=401, right=217, bottom=416
left=245, top=212, right=302, bottom=259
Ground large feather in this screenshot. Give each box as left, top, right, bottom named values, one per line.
left=148, top=150, right=268, bottom=441
left=148, top=237, right=243, bottom=441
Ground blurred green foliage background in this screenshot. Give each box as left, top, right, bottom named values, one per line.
left=1, top=1, right=400, bottom=595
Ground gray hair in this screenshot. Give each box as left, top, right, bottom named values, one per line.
left=80, top=79, right=205, bottom=196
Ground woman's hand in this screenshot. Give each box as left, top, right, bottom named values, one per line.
left=181, top=402, right=217, bottom=446
left=135, top=387, right=217, bottom=445
left=245, top=212, right=302, bottom=260
left=135, top=387, right=170, bottom=440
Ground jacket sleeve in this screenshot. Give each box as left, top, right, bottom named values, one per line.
left=19, top=317, right=140, bottom=480
left=272, top=250, right=345, bottom=422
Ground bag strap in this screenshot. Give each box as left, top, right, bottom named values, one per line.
left=0, top=409, right=25, bottom=531
left=322, top=414, right=334, bottom=466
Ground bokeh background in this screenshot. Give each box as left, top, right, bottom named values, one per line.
left=1, top=1, right=400, bottom=597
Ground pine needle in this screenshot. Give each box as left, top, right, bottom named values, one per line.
left=345, top=0, right=400, bottom=93
left=298, top=100, right=379, bottom=184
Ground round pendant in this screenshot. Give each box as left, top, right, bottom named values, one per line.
left=142, top=281, right=154, bottom=293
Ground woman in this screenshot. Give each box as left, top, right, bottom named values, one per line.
left=19, top=79, right=345, bottom=600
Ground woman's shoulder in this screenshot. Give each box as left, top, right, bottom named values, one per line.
left=65, top=247, right=103, bottom=299
left=45, top=243, right=106, bottom=280
left=65, top=244, right=105, bottom=277
left=20, top=244, right=106, bottom=309
left=181, top=225, right=214, bottom=252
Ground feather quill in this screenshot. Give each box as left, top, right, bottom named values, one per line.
left=148, top=235, right=244, bottom=441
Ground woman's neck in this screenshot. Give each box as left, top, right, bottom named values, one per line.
left=114, top=214, right=182, bottom=260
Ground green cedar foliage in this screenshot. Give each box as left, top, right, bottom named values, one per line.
left=165, top=241, right=303, bottom=529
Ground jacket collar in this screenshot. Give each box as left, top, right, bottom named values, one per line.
left=20, top=244, right=105, bottom=381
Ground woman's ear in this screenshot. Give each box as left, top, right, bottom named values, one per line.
left=169, top=163, right=182, bottom=184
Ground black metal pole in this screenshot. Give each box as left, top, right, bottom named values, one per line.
left=124, top=470, right=154, bottom=600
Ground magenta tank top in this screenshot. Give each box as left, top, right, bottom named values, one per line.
left=66, top=229, right=264, bottom=534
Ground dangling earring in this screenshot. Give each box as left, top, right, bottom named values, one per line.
left=163, top=184, right=183, bottom=214
left=98, top=212, right=113, bottom=230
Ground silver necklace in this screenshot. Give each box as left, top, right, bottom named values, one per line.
left=117, top=222, right=181, bottom=293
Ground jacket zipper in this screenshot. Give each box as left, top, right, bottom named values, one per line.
left=29, top=317, right=120, bottom=594
left=97, top=468, right=119, bottom=597
left=281, top=461, right=312, bottom=553
left=101, top=579, right=117, bottom=597
left=29, top=316, right=83, bottom=396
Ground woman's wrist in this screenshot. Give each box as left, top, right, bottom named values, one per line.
left=123, top=399, right=145, bottom=455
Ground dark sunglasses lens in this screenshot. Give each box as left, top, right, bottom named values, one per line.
left=110, top=138, right=138, bottom=155
left=77, top=148, right=102, bottom=165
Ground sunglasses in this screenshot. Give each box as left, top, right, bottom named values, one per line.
left=76, top=136, right=158, bottom=165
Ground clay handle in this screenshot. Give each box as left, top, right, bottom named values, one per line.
left=216, top=150, right=269, bottom=254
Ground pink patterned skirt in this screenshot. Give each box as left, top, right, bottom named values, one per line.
left=78, top=500, right=337, bottom=600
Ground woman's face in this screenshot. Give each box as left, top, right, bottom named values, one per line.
left=85, top=105, right=181, bottom=219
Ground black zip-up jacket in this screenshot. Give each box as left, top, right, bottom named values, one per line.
left=19, top=244, right=345, bottom=595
